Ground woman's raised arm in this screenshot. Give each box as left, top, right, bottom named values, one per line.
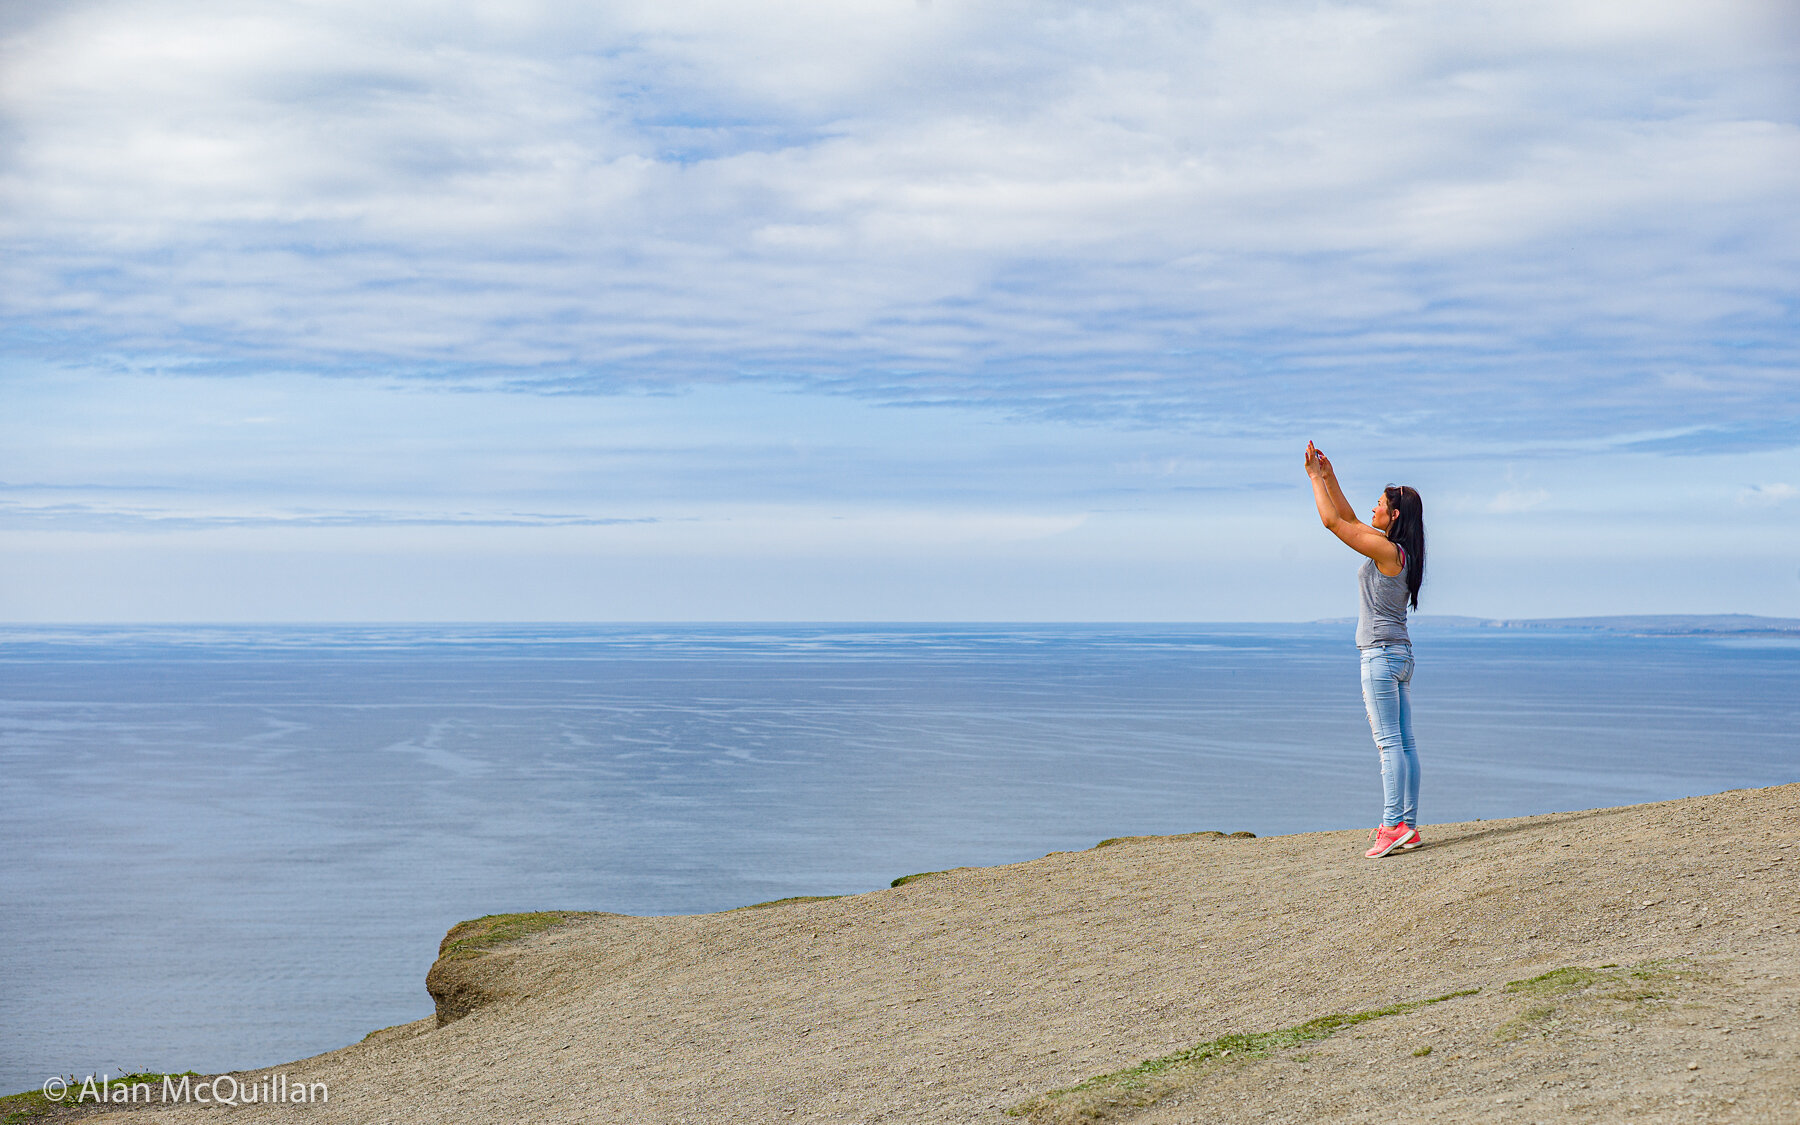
left=1305, top=442, right=1403, bottom=572
left=1307, top=442, right=1356, bottom=523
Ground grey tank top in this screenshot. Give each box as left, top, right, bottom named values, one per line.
left=1356, top=547, right=1410, bottom=648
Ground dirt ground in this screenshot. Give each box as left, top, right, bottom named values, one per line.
left=38, top=783, right=1800, bottom=1125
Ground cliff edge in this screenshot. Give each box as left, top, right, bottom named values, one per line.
left=69, top=784, right=1800, bottom=1124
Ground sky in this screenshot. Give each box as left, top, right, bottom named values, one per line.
left=0, top=0, right=1796, bottom=622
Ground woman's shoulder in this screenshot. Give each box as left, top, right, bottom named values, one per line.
left=1371, top=544, right=1406, bottom=580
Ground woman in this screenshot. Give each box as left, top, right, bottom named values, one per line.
left=1304, top=441, right=1427, bottom=858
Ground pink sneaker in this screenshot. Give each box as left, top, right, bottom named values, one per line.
left=1365, top=823, right=1417, bottom=858
left=1400, top=825, right=1422, bottom=850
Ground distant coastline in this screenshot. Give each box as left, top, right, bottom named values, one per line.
left=1314, top=613, right=1800, bottom=636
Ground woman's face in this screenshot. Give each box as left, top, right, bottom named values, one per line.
left=1371, top=493, right=1394, bottom=532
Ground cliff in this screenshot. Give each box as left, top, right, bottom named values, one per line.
left=73, top=784, right=1800, bottom=1124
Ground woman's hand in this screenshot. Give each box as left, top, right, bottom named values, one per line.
left=1305, top=441, right=1335, bottom=479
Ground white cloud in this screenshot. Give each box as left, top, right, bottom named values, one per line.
left=0, top=0, right=1795, bottom=442
left=1738, top=482, right=1798, bottom=506
left=1486, top=488, right=1550, bottom=514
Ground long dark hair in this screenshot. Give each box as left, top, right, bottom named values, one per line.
left=1383, top=485, right=1425, bottom=609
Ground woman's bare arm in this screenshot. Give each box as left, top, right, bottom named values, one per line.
left=1305, top=442, right=1403, bottom=573
left=1318, top=453, right=1356, bottom=523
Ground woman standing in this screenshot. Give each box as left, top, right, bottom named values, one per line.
left=1304, top=441, right=1427, bottom=858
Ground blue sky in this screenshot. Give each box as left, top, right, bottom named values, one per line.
left=1, top=0, right=1796, bottom=621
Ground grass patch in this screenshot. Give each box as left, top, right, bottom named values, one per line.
left=1504, top=965, right=1604, bottom=998
left=3, top=1073, right=200, bottom=1124
left=1495, top=959, right=1712, bottom=1041
left=732, top=895, right=848, bottom=911
left=1009, top=988, right=1478, bottom=1123
left=436, top=912, right=604, bottom=962
left=1093, top=829, right=1256, bottom=849
left=1095, top=832, right=1222, bottom=848
left=1497, top=1003, right=1563, bottom=1038
left=891, top=871, right=946, bottom=887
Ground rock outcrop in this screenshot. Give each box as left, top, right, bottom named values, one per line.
left=425, top=911, right=613, bottom=1025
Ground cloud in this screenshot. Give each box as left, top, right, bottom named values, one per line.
left=0, top=500, right=660, bottom=532
left=1737, top=483, right=1798, bottom=507
left=1, top=0, right=1795, bottom=443
left=1621, top=422, right=1800, bottom=455
left=1486, top=488, right=1550, bottom=514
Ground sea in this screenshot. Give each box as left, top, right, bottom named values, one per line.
left=2, top=621, right=1796, bottom=1091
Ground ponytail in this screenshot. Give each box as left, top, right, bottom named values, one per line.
left=1383, top=485, right=1425, bottom=609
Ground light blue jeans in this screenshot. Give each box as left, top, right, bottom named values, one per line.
left=1360, top=643, right=1419, bottom=828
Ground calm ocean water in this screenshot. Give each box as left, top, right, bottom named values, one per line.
left=3, top=622, right=1796, bottom=1090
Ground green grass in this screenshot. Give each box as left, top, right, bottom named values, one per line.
left=890, top=871, right=946, bottom=887
left=1009, top=988, right=1478, bottom=1123
left=436, top=912, right=605, bottom=961
left=1495, top=959, right=1711, bottom=1041
left=1093, top=829, right=1256, bottom=848
left=1503, top=965, right=1605, bottom=998
left=732, top=895, right=849, bottom=911
left=3, top=1072, right=200, bottom=1124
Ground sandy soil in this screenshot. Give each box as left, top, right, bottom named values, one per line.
left=55, top=783, right=1800, bottom=1124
